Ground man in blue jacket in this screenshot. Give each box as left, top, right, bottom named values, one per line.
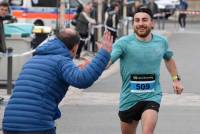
left=2, top=28, right=113, bottom=134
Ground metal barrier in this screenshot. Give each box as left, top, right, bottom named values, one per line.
left=7, top=48, right=13, bottom=94
left=0, top=18, right=13, bottom=94
left=0, top=50, right=14, bottom=95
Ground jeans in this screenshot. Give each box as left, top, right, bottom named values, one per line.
left=178, top=13, right=187, bottom=28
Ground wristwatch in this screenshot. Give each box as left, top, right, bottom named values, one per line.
left=172, top=75, right=181, bottom=81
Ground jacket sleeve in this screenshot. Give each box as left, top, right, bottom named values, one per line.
left=58, top=48, right=110, bottom=89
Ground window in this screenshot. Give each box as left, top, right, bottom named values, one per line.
left=31, top=0, right=59, bottom=7
left=9, top=0, right=23, bottom=6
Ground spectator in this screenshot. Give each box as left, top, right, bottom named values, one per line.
left=147, top=0, right=160, bottom=29
left=147, top=0, right=159, bottom=18
left=75, top=1, right=96, bottom=59
left=178, top=0, right=188, bottom=30
left=104, top=2, right=120, bottom=42
left=71, top=3, right=83, bottom=26
left=0, top=2, right=9, bottom=17
left=0, top=2, right=17, bottom=23
left=2, top=28, right=113, bottom=134
left=127, top=0, right=143, bottom=17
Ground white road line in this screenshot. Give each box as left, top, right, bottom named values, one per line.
left=172, top=31, right=200, bottom=34
left=60, top=89, right=200, bottom=106
left=152, top=30, right=200, bottom=37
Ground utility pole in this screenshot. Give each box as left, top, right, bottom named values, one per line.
left=97, top=0, right=103, bottom=41
left=123, top=0, right=127, bottom=35
left=60, top=0, right=66, bottom=30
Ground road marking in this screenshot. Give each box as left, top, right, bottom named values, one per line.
left=60, top=89, right=200, bottom=106
left=152, top=30, right=200, bottom=37
left=173, top=31, right=200, bottom=34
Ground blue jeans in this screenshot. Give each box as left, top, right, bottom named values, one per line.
left=3, top=128, right=56, bottom=134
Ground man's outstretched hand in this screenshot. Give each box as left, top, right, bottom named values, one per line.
left=96, top=31, right=113, bottom=53
left=78, top=31, right=113, bottom=69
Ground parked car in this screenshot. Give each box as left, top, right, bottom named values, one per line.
left=155, top=0, right=180, bottom=18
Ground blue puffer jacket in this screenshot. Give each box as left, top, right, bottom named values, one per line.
left=3, top=38, right=110, bottom=132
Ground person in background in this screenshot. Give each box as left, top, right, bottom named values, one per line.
left=147, top=0, right=161, bottom=29
left=75, top=0, right=96, bottom=59
left=2, top=28, right=113, bottom=134
left=147, top=0, right=159, bottom=19
left=127, top=0, right=143, bottom=17
left=104, top=2, right=120, bottom=42
left=109, top=7, right=184, bottom=134
left=0, top=2, right=17, bottom=23
left=71, top=3, right=83, bottom=27
left=178, top=0, right=188, bottom=30
left=0, top=2, right=9, bottom=17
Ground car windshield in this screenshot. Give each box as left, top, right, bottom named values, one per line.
left=32, top=0, right=59, bottom=7
left=155, top=0, right=179, bottom=8
left=9, top=0, right=23, bottom=6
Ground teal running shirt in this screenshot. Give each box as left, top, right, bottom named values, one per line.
left=111, top=33, right=173, bottom=111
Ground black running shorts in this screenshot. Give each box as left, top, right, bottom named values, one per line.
left=118, top=101, right=160, bottom=123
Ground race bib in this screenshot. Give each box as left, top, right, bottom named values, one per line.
left=130, top=74, right=155, bottom=93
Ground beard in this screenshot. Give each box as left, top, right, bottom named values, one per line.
left=134, top=26, right=151, bottom=38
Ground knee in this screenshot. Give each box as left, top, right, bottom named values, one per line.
left=121, top=127, right=132, bottom=134
left=142, top=128, right=154, bottom=134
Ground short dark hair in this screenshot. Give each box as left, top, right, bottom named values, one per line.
left=57, top=30, right=80, bottom=50
left=133, top=6, right=153, bottom=19
left=110, top=2, right=120, bottom=10
left=0, top=2, right=9, bottom=7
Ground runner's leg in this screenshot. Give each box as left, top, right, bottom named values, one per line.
left=120, top=120, right=138, bottom=134
left=141, top=109, right=158, bottom=134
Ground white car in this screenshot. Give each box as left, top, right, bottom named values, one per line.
left=155, top=0, right=180, bottom=18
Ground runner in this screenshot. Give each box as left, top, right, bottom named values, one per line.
left=109, top=7, right=184, bottom=134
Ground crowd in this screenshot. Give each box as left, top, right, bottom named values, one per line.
left=0, top=0, right=189, bottom=59
left=71, top=0, right=188, bottom=59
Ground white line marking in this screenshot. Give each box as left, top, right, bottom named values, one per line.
left=60, top=89, right=200, bottom=106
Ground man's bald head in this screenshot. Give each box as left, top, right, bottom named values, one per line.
left=57, top=28, right=80, bottom=50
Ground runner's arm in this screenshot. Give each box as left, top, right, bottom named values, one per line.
left=164, top=58, right=184, bottom=94
left=164, top=58, right=178, bottom=77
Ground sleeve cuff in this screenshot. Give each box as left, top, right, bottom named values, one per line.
left=163, top=51, right=173, bottom=61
